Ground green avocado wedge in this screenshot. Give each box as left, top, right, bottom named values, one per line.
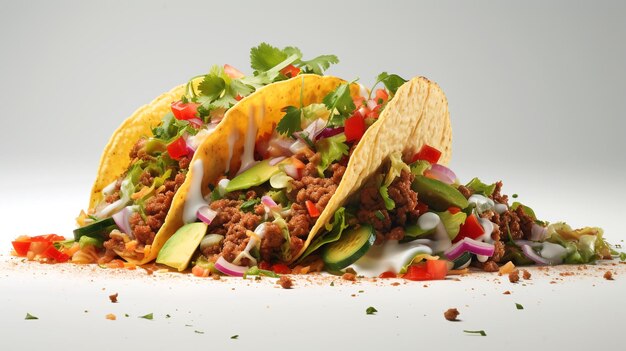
left=411, top=175, right=469, bottom=211
left=156, top=222, right=208, bottom=271
left=225, top=160, right=281, bottom=193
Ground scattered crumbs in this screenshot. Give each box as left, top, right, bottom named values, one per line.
left=139, top=313, right=154, bottom=320
left=423, top=284, right=429, bottom=288
left=231, top=335, right=239, bottom=340
left=106, top=313, right=116, bottom=320
left=508, top=270, right=520, bottom=283
left=550, top=281, right=557, bottom=284
left=444, top=308, right=460, bottom=321
left=277, top=275, right=293, bottom=289
left=358, top=290, right=364, bottom=293
left=522, top=270, right=531, bottom=280
left=366, top=306, right=378, bottom=315
left=109, top=293, right=118, bottom=303
left=194, top=330, right=204, bottom=334
left=559, top=272, right=574, bottom=277
left=391, top=282, right=400, bottom=286
left=231, top=288, right=235, bottom=291
left=351, top=294, right=356, bottom=297
left=604, top=271, right=614, bottom=280
left=515, top=303, right=524, bottom=310
left=342, top=273, right=356, bottom=281
left=84, top=310, right=89, bottom=313
left=185, top=324, right=193, bottom=327
left=330, top=281, right=335, bottom=287
left=503, top=290, right=511, bottom=295
left=24, top=313, right=38, bottom=320
left=464, top=330, right=487, bottom=336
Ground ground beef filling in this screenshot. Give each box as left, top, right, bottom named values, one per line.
left=357, top=170, right=421, bottom=244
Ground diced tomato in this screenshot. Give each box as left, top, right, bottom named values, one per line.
left=11, top=241, right=31, bottom=256
left=29, top=241, right=52, bottom=255
left=305, top=200, right=320, bottom=218
left=171, top=101, right=199, bottom=121
left=426, top=259, right=448, bottom=280
left=403, top=264, right=430, bottom=281
left=375, top=89, right=389, bottom=104
left=167, top=136, right=189, bottom=160
left=353, top=96, right=366, bottom=108
left=290, top=157, right=306, bottom=170
left=411, top=144, right=442, bottom=164
left=378, top=271, right=397, bottom=279
left=106, top=259, right=126, bottom=269
left=280, top=64, right=300, bottom=78
left=448, top=207, right=461, bottom=214
left=453, top=214, right=485, bottom=243
left=344, top=113, right=366, bottom=142
left=192, top=265, right=210, bottom=277
left=403, top=260, right=448, bottom=281
left=235, top=95, right=243, bottom=101
left=416, top=202, right=429, bottom=214
left=42, top=245, right=69, bottom=263
left=224, top=64, right=245, bottom=79
left=259, top=261, right=272, bottom=271
left=272, top=263, right=292, bottom=274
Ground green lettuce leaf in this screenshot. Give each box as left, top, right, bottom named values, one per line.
left=465, top=178, right=496, bottom=197
left=299, top=207, right=349, bottom=261
left=316, top=133, right=349, bottom=175
left=437, top=210, right=467, bottom=240
left=377, top=152, right=411, bottom=211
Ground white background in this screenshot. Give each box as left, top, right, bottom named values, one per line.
left=0, top=1, right=624, bottom=350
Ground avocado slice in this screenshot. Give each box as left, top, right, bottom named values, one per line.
left=156, top=222, right=208, bottom=271
left=225, top=160, right=281, bottom=193
left=412, top=175, right=469, bottom=211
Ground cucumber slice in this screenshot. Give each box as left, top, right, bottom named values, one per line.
left=452, top=251, right=472, bottom=269
left=73, top=217, right=118, bottom=240
left=322, top=225, right=375, bottom=271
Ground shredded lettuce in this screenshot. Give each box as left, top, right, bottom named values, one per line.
left=378, top=152, right=411, bottom=211
left=302, top=103, right=330, bottom=123
left=410, top=160, right=431, bottom=176
left=379, top=186, right=395, bottom=211
left=545, top=222, right=611, bottom=263
left=273, top=217, right=292, bottom=262
left=465, top=178, right=496, bottom=197
left=299, top=207, right=350, bottom=261
left=79, top=235, right=103, bottom=249
left=437, top=211, right=467, bottom=240
left=316, top=133, right=349, bottom=175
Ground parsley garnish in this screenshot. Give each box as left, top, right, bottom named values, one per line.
left=464, top=330, right=487, bottom=336
left=371, top=72, right=407, bottom=96
left=165, top=314, right=171, bottom=318
left=139, top=313, right=154, bottom=320
left=366, top=306, right=378, bottom=315
left=25, top=313, right=38, bottom=320
left=195, top=330, right=204, bottom=334
left=240, top=198, right=260, bottom=212
left=515, top=303, right=524, bottom=310
left=231, top=335, right=239, bottom=340
left=124, top=314, right=129, bottom=318
left=512, top=194, right=518, bottom=198
left=323, top=83, right=356, bottom=126
left=276, top=106, right=303, bottom=136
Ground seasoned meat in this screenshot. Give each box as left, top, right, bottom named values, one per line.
left=444, top=308, right=460, bottom=321
left=457, top=185, right=473, bottom=199
left=208, top=199, right=262, bottom=264
left=278, top=275, right=293, bottom=289
left=260, top=222, right=285, bottom=261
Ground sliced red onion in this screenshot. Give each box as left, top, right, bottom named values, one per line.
left=197, top=206, right=217, bottom=225
left=294, top=118, right=326, bottom=142
left=530, top=223, right=548, bottom=241
left=214, top=256, right=248, bottom=277
left=268, top=138, right=296, bottom=157
left=444, top=237, right=495, bottom=261
left=366, top=99, right=377, bottom=110
left=269, top=156, right=286, bottom=166
left=112, top=207, right=134, bottom=239
left=289, top=139, right=310, bottom=154
left=427, top=164, right=457, bottom=184
left=521, top=244, right=550, bottom=265
left=261, top=195, right=278, bottom=208
left=282, top=164, right=300, bottom=179
left=514, top=240, right=543, bottom=248
left=188, top=118, right=204, bottom=128
left=316, top=127, right=344, bottom=140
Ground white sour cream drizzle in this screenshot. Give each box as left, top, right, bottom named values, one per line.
left=183, top=160, right=208, bottom=224
left=237, top=106, right=258, bottom=175
left=349, top=240, right=433, bottom=277
left=233, top=223, right=267, bottom=266
left=468, top=194, right=495, bottom=214
left=97, top=179, right=132, bottom=218
left=540, top=242, right=567, bottom=263
left=494, top=203, right=508, bottom=214
left=102, top=180, right=117, bottom=196
left=475, top=218, right=496, bottom=262
left=418, top=212, right=440, bottom=231
left=186, top=124, right=217, bottom=151
left=225, top=131, right=237, bottom=173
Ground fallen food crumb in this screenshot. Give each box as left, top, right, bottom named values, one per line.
left=604, top=271, right=614, bottom=280
left=277, top=275, right=293, bottom=289
left=342, top=273, right=356, bottom=281
left=522, top=269, right=531, bottom=280
left=444, top=308, right=460, bottom=321
left=106, top=313, right=116, bottom=320
left=503, top=290, right=511, bottom=295
left=109, top=293, right=118, bottom=303
left=509, top=270, right=520, bottom=283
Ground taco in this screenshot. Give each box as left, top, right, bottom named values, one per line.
left=71, top=43, right=344, bottom=265
left=154, top=73, right=453, bottom=275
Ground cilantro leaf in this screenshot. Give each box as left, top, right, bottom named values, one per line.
left=515, top=303, right=524, bottom=310
left=25, top=313, right=38, bottom=320
left=240, top=198, right=260, bottom=212
left=366, top=306, right=378, bottom=315
left=250, top=43, right=289, bottom=73
left=276, top=106, right=303, bottom=136
left=464, top=330, right=487, bottom=336
left=323, top=83, right=356, bottom=121
left=231, top=335, right=239, bottom=340
left=198, top=72, right=226, bottom=101
left=139, top=313, right=154, bottom=320
left=316, top=133, right=349, bottom=175
left=374, top=72, right=407, bottom=95
left=298, top=54, right=339, bottom=75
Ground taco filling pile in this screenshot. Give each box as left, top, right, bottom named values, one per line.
left=9, top=43, right=620, bottom=281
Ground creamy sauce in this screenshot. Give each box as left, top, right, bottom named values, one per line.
left=468, top=194, right=495, bottom=214
left=225, top=131, right=237, bottom=173
left=102, top=180, right=117, bottom=196
left=238, top=106, right=258, bottom=175
left=349, top=240, right=433, bottom=277
left=97, top=179, right=131, bottom=218
left=475, top=218, right=496, bottom=263
left=418, top=212, right=440, bottom=231
left=183, top=160, right=208, bottom=224
left=187, top=126, right=217, bottom=151
left=541, top=242, right=567, bottom=264
left=233, top=223, right=266, bottom=266
left=494, top=203, right=508, bottom=214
